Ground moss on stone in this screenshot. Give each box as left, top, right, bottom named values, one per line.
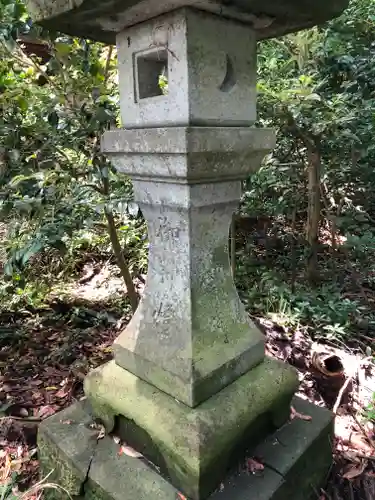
left=38, top=434, right=83, bottom=500
left=115, top=265, right=266, bottom=407
left=36, top=397, right=332, bottom=500
left=84, top=357, right=298, bottom=499
left=37, top=401, right=99, bottom=500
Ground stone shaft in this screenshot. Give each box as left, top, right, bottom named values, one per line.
left=103, top=127, right=275, bottom=406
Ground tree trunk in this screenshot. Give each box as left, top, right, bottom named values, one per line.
left=230, top=214, right=236, bottom=278
left=105, top=207, right=139, bottom=313
left=306, top=149, right=321, bottom=284
left=290, top=206, right=297, bottom=292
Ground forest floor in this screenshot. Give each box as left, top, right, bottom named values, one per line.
left=1, top=259, right=375, bottom=500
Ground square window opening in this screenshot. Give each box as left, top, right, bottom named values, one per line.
left=136, top=48, right=169, bottom=100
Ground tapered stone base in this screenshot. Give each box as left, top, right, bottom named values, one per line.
left=103, top=126, right=276, bottom=408
left=82, top=358, right=298, bottom=499
left=38, top=397, right=333, bottom=500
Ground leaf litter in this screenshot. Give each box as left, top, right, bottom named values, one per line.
left=261, top=316, right=375, bottom=499
left=118, top=445, right=143, bottom=459
left=0, top=292, right=122, bottom=494
left=2, top=278, right=375, bottom=498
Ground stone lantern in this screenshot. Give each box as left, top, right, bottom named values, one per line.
left=25, top=1, right=348, bottom=499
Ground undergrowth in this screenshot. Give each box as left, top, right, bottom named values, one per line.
left=235, top=221, right=375, bottom=350
left=0, top=219, right=148, bottom=313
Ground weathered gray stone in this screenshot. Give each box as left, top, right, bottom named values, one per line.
left=84, top=357, right=298, bottom=499
left=211, top=465, right=285, bottom=500
left=85, top=441, right=177, bottom=500
left=38, top=401, right=178, bottom=500
left=253, top=396, right=334, bottom=500
left=25, top=0, right=349, bottom=45
left=116, top=9, right=256, bottom=128
left=212, top=398, right=333, bottom=500
left=27, top=3, right=341, bottom=499
left=37, top=397, right=333, bottom=500
left=101, top=127, right=275, bottom=180
left=38, top=400, right=99, bottom=498
left=102, top=127, right=275, bottom=407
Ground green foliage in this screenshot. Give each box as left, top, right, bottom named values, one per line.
left=254, top=0, right=375, bottom=226
left=158, top=73, right=168, bottom=95
left=234, top=0, right=375, bottom=346
left=0, top=0, right=147, bottom=308
left=364, top=395, right=375, bottom=424
left=0, top=477, right=18, bottom=500
left=1, top=0, right=375, bottom=349
left=238, top=260, right=362, bottom=340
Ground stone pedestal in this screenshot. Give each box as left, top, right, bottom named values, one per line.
left=83, top=9, right=300, bottom=499
left=39, top=397, right=334, bottom=500
left=101, top=126, right=275, bottom=407
left=84, top=359, right=297, bottom=499
left=26, top=3, right=344, bottom=499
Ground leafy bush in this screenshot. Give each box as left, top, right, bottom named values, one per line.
left=0, top=0, right=147, bottom=310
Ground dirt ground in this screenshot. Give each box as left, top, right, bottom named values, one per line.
left=1, top=263, right=375, bottom=499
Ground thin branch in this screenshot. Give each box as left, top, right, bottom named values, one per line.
left=0, top=415, right=42, bottom=423
left=104, top=45, right=114, bottom=83
left=349, top=408, right=375, bottom=453
left=333, top=376, right=352, bottom=414
left=82, top=183, right=104, bottom=194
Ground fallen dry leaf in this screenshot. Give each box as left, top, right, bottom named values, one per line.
left=0, top=454, right=11, bottom=482
left=11, top=459, right=24, bottom=472
left=246, top=458, right=264, bottom=474
left=37, top=405, right=56, bottom=419
left=118, top=445, right=143, bottom=458
left=341, top=450, right=364, bottom=463
left=342, top=459, right=368, bottom=480
left=29, top=380, right=43, bottom=387
left=290, top=406, right=312, bottom=421
left=342, top=433, right=375, bottom=455
left=97, top=426, right=105, bottom=440
left=89, top=422, right=106, bottom=440
left=55, top=385, right=72, bottom=399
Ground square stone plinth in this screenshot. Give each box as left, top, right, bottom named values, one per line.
left=38, top=397, right=333, bottom=500
left=83, top=358, right=298, bottom=499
